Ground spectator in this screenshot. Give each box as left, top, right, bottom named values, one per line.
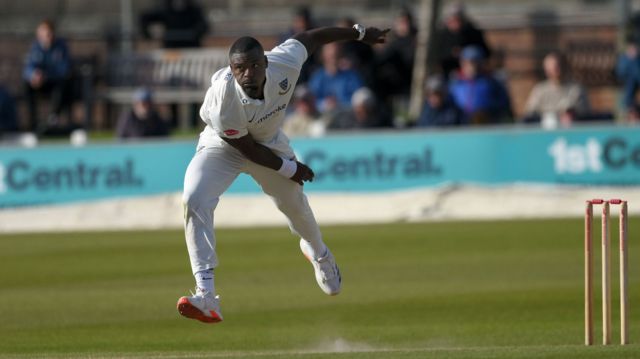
left=283, top=86, right=325, bottom=138
left=417, top=75, right=466, bottom=127
left=140, top=0, right=209, bottom=129
left=0, top=85, right=18, bottom=134
left=449, top=45, right=511, bottom=124
left=140, top=0, right=209, bottom=48
left=328, top=87, right=392, bottom=130
left=616, top=41, right=640, bottom=124
left=116, top=88, right=169, bottom=139
left=279, top=6, right=314, bottom=44
left=22, top=19, right=71, bottom=133
left=335, top=17, right=376, bottom=87
left=624, top=11, right=640, bottom=49
left=524, top=52, right=590, bottom=128
left=279, top=6, right=317, bottom=84
left=308, top=42, right=364, bottom=113
left=374, top=8, right=417, bottom=101
left=432, top=2, right=491, bottom=78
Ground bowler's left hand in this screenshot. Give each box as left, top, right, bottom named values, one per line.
left=362, top=27, right=391, bottom=45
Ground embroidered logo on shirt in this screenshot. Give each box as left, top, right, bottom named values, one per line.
left=224, top=72, right=233, bottom=81
left=223, top=129, right=239, bottom=136
left=278, top=78, right=291, bottom=95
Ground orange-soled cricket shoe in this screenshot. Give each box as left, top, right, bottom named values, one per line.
left=177, top=289, right=223, bottom=323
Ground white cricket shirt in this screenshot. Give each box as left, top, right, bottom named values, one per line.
left=198, top=38, right=308, bottom=158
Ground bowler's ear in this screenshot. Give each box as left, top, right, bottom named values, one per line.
left=264, top=55, right=269, bottom=68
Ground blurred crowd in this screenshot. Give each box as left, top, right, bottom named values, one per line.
left=279, top=2, right=620, bottom=138
left=0, top=0, right=638, bottom=143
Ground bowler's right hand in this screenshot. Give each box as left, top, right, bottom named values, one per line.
left=290, top=161, right=315, bottom=185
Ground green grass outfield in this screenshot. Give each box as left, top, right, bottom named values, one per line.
left=1, top=219, right=640, bottom=359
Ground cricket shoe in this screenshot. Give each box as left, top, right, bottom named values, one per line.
left=177, top=288, right=223, bottom=323
left=300, top=239, right=341, bottom=295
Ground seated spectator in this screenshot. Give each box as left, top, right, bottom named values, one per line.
left=374, top=8, right=417, bottom=101
left=432, top=2, right=491, bottom=78
left=283, top=86, right=325, bottom=138
left=116, top=88, right=169, bottom=139
left=523, top=52, right=590, bottom=128
left=616, top=41, right=640, bottom=124
left=417, top=75, right=466, bottom=127
left=22, top=19, right=71, bottom=133
left=0, top=85, right=18, bottom=134
left=328, top=87, right=392, bottom=130
left=449, top=45, right=511, bottom=124
left=335, top=17, right=376, bottom=87
left=308, top=42, right=364, bottom=113
left=140, top=0, right=209, bottom=48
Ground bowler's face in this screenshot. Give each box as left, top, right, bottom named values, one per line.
left=230, top=48, right=267, bottom=99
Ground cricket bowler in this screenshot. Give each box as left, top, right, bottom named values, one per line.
left=177, top=24, right=389, bottom=323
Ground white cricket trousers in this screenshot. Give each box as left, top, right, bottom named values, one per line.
left=182, top=143, right=323, bottom=274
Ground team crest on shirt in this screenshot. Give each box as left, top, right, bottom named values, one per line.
left=278, top=78, right=291, bottom=95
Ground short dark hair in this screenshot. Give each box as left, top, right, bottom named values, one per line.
left=229, top=36, right=263, bottom=57
left=295, top=6, right=311, bottom=23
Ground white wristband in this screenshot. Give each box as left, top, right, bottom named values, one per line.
left=277, top=158, right=297, bottom=178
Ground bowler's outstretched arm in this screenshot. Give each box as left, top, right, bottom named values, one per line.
left=293, top=26, right=390, bottom=55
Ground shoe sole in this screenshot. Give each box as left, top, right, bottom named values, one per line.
left=177, top=297, right=223, bottom=323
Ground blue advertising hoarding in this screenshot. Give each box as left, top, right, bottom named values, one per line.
left=0, top=125, right=639, bottom=207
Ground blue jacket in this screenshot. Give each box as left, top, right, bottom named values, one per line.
left=417, top=96, right=467, bottom=127
left=449, top=73, right=511, bottom=121
left=22, top=38, right=70, bottom=82
left=308, top=68, right=363, bottom=110
left=616, top=54, right=640, bottom=109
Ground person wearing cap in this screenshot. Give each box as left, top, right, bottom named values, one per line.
left=327, top=87, right=392, bottom=130
left=432, top=2, right=491, bottom=77
left=282, top=85, right=325, bottom=137
left=449, top=45, right=511, bottom=124
left=417, top=75, right=466, bottom=127
left=116, top=88, right=169, bottom=139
